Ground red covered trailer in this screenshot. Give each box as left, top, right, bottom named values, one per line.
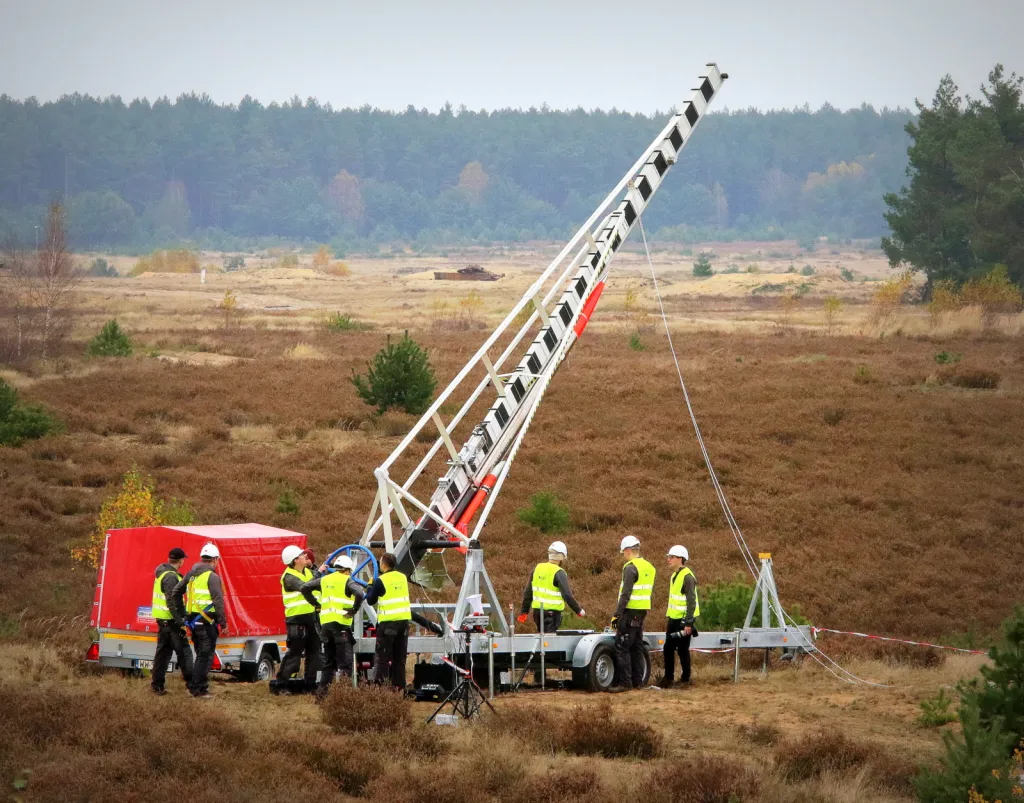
left=89, top=523, right=306, bottom=682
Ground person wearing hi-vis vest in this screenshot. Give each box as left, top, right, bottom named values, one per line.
left=150, top=546, right=194, bottom=695
left=299, top=554, right=365, bottom=698
left=608, top=534, right=656, bottom=692
left=663, top=544, right=699, bottom=688
left=271, top=545, right=322, bottom=694
left=517, top=540, right=586, bottom=633
left=170, top=542, right=225, bottom=698
left=364, top=552, right=442, bottom=690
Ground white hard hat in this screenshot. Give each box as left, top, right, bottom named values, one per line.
left=199, top=543, right=220, bottom=559
left=333, top=555, right=354, bottom=571
left=548, top=541, right=568, bottom=557
left=667, top=545, right=689, bottom=560
left=619, top=535, right=641, bottom=552
left=281, top=545, right=305, bottom=566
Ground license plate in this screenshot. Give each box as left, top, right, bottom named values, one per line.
left=134, top=659, right=153, bottom=670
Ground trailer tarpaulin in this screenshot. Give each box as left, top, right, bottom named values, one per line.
left=91, top=524, right=307, bottom=636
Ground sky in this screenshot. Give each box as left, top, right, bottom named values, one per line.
left=2, top=0, right=1022, bottom=113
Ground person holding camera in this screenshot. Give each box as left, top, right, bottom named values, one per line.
left=663, top=544, right=699, bottom=688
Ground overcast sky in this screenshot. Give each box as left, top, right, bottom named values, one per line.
left=2, top=0, right=1021, bottom=113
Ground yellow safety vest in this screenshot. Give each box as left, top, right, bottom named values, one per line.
left=530, top=563, right=565, bottom=612
left=187, top=568, right=215, bottom=619
left=619, top=557, right=656, bottom=611
left=666, top=566, right=699, bottom=619
left=151, top=569, right=179, bottom=620
left=320, top=572, right=356, bottom=626
left=281, top=566, right=315, bottom=618
left=376, top=570, right=411, bottom=622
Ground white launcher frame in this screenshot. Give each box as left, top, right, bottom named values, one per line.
left=359, top=65, right=727, bottom=607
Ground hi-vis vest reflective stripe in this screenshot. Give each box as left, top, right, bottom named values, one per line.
left=151, top=569, right=179, bottom=620
left=666, top=566, right=700, bottom=619
left=376, top=571, right=412, bottom=622
left=187, top=569, right=214, bottom=617
left=620, top=557, right=656, bottom=610
left=281, top=567, right=315, bottom=617
left=531, top=563, right=565, bottom=611
left=320, top=572, right=356, bottom=626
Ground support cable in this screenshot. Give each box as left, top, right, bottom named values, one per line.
left=636, top=215, right=890, bottom=688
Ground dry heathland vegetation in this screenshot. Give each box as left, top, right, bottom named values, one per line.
left=2, top=247, right=1024, bottom=800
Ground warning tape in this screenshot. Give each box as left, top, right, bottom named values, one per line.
left=812, top=627, right=988, bottom=656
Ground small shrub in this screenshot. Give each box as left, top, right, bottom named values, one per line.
left=219, top=289, right=239, bottom=327
left=320, top=683, right=412, bottom=734
left=775, top=728, right=874, bottom=780
left=939, top=368, right=1001, bottom=390
left=629, top=332, right=645, bottom=351
left=840, top=266, right=855, bottom=281
left=325, top=312, right=367, bottom=331
left=636, top=755, right=761, bottom=802
left=692, top=254, right=714, bottom=277
left=822, top=407, right=846, bottom=426
left=823, top=296, right=842, bottom=334
left=737, top=721, right=782, bottom=746
left=324, top=260, right=351, bottom=276
left=131, top=248, right=199, bottom=275
left=352, top=333, right=437, bottom=415
left=0, top=379, right=58, bottom=447
left=86, top=257, right=117, bottom=277
left=87, top=319, right=132, bottom=357
left=870, top=270, right=913, bottom=327
left=557, top=700, right=663, bottom=759
left=935, top=351, right=962, bottom=365
left=72, top=465, right=194, bottom=567
left=801, top=264, right=816, bottom=276
left=311, top=245, right=331, bottom=271
left=516, top=491, right=570, bottom=534
left=275, top=488, right=300, bottom=516
left=919, top=688, right=958, bottom=727
left=746, top=263, right=761, bottom=274
left=222, top=254, right=245, bottom=271
left=853, top=364, right=874, bottom=384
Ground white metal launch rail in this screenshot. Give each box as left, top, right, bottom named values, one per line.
left=346, top=64, right=815, bottom=692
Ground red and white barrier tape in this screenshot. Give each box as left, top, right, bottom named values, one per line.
left=812, top=627, right=987, bottom=656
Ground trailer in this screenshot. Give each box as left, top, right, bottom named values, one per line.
left=327, top=64, right=816, bottom=699
left=88, top=523, right=305, bottom=682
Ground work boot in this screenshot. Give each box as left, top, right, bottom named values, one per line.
left=605, top=685, right=630, bottom=694
left=151, top=686, right=167, bottom=696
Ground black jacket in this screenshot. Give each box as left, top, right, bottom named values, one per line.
left=519, top=565, right=583, bottom=615
left=170, top=563, right=226, bottom=626
left=614, top=563, right=639, bottom=620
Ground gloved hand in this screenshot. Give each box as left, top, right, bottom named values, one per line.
left=314, top=606, right=322, bottom=616
left=610, top=616, right=618, bottom=628
left=176, top=622, right=189, bottom=638
left=516, top=613, right=528, bottom=624
left=429, top=620, right=444, bottom=635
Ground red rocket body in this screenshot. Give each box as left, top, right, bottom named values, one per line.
left=573, top=280, right=606, bottom=337
left=454, top=466, right=502, bottom=535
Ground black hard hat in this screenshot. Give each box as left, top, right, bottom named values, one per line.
left=168, top=547, right=187, bottom=560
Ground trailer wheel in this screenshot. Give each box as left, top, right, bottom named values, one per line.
left=240, top=653, right=276, bottom=683
left=585, top=643, right=617, bottom=692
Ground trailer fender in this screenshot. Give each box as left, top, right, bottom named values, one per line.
left=242, top=639, right=281, bottom=664
left=571, top=633, right=615, bottom=669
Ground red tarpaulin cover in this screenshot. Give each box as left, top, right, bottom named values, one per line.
left=91, top=524, right=307, bottom=636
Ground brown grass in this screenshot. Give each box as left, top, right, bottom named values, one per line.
left=774, top=728, right=875, bottom=780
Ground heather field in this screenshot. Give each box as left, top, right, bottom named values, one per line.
left=2, top=250, right=1024, bottom=801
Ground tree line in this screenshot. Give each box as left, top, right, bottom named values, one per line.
left=0, top=93, right=913, bottom=250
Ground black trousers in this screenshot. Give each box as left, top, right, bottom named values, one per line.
left=531, top=609, right=562, bottom=633
left=664, top=618, right=692, bottom=684
left=152, top=620, right=194, bottom=690
left=320, top=622, right=354, bottom=691
left=374, top=620, right=409, bottom=690
left=278, top=620, right=321, bottom=687
left=614, top=611, right=647, bottom=688
left=190, top=623, right=218, bottom=695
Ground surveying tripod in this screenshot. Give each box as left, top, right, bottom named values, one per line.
left=426, top=624, right=496, bottom=723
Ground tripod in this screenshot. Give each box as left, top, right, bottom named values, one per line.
left=426, top=628, right=496, bottom=723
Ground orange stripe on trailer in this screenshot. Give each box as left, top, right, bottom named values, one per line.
left=573, top=280, right=606, bottom=337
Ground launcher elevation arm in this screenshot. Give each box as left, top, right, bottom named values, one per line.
left=360, top=64, right=727, bottom=580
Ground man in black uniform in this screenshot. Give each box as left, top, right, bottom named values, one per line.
left=271, top=544, right=322, bottom=694
left=150, top=547, right=194, bottom=695
left=300, top=554, right=365, bottom=698
left=170, top=542, right=225, bottom=698
left=608, top=534, right=656, bottom=692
